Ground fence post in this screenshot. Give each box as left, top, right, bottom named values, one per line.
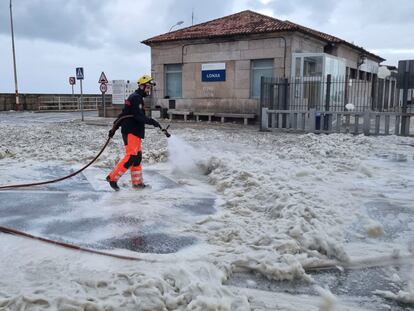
left=261, top=108, right=269, bottom=130
left=58, top=96, right=61, bottom=111
left=259, top=76, right=265, bottom=131
left=307, top=108, right=316, bottom=132
left=371, top=74, right=378, bottom=111
left=401, top=70, right=409, bottom=136
left=324, top=74, right=331, bottom=130
left=282, top=78, right=288, bottom=128
left=363, top=110, right=371, bottom=135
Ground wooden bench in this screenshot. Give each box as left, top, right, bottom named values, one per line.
left=214, top=113, right=256, bottom=125
left=193, top=112, right=215, bottom=122
left=167, top=109, right=193, bottom=122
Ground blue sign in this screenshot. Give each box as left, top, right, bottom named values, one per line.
left=76, top=67, right=84, bottom=80
left=201, top=63, right=226, bottom=82
left=202, top=70, right=226, bottom=82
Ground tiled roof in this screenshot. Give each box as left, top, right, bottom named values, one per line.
left=142, top=10, right=383, bottom=61
left=142, top=10, right=294, bottom=44
left=283, top=20, right=343, bottom=44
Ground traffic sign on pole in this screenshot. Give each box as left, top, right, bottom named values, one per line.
left=76, top=67, right=84, bottom=80
left=75, top=67, right=84, bottom=121
left=100, top=83, right=108, bottom=93
left=98, top=72, right=108, bottom=84
left=69, top=77, right=76, bottom=85
left=99, top=72, right=109, bottom=118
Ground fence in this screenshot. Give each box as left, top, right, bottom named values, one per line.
left=0, top=94, right=113, bottom=111
left=37, top=95, right=110, bottom=111
left=260, top=75, right=413, bottom=136
left=260, top=75, right=410, bottom=113
left=261, top=108, right=411, bottom=136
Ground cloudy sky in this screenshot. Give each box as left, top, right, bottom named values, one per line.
left=1, top=0, right=413, bottom=94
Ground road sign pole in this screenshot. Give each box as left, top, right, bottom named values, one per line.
left=80, top=79, right=84, bottom=121
left=103, top=93, right=106, bottom=118
left=98, top=72, right=109, bottom=118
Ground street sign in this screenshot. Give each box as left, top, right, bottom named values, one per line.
left=201, top=63, right=226, bottom=82
left=69, top=77, right=76, bottom=85
left=98, top=72, right=108, bottom=84
left=76, top=67, right=84, bottom=80
left=100, top=83, right=108, bottom=93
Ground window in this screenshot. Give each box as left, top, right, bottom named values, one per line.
left=251, top=59, right=273, bottom=98
left=303, top=56, right=323, bottom=77
left=165, top=64, right=182, bottom=98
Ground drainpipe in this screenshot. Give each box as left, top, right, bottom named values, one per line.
left=181, top=43, right=190, bottom=64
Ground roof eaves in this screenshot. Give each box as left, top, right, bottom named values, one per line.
left=284, top=20, right=384, bottom=62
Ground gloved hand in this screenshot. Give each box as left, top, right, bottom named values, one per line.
left=151, top=119, right=161, bottom=129
left=108, top=128, right=116, bottom=138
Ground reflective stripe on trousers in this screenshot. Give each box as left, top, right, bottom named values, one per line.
left=108, top=133, right=143, bottom=185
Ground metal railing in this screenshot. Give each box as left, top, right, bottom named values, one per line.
left=259, top=75, right=413, bottom=136
left=38, top=96, right=102, bottom=111
left=260, top=76, right=411, bottom=113
left=261, top=108, right=412, bottom=136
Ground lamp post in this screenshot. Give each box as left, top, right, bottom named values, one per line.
left=169, top=21, right=184, bottom=32
left=9, top=0, right=20, bottom=111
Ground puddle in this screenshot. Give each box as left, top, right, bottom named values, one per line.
left=375, top=153, right=413, bottom=162
left=173, top=197, right=217, bottom=215
left=42, top=217, right=112, bottom=237
left=102, top=233, right=197, bottom=253
left=346, top=200, right=414, bottom=244
left=226, top=266, right=412, bottom=311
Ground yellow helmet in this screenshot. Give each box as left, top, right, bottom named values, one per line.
left=137, top=75, right=153, bottom=85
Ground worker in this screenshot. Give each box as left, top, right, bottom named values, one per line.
left=106, top=75, right=161, bottom=191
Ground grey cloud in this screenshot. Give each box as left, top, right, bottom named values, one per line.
left=0, top=0, right=106, bottom=48
left=245, top=0, right=338, bottom=25
left=351, top=0, right=414, bottom=25
left=162, top=1, right=234, bottom=27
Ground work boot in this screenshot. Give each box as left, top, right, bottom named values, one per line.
left=106, top=176, right=120, bottom=191
left=132, top=183, right=148, bottom=189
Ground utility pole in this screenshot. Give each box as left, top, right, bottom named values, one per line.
left=9, top=0, right=20, bottom=111
left=192, top=8, right=194, bottom=25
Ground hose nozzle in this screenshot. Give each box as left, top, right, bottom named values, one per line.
left=161, top=125, right=171, bottom=138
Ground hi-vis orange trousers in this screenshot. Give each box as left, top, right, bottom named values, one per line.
left=108, top=133, right=143, bottom=186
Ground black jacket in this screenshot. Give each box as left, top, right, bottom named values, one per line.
left=116, top=89, right=155, bottom=139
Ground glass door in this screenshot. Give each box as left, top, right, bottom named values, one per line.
left=291, top=53, right=346, bottom=110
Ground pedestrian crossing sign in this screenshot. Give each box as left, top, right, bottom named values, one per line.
left=76, top=67, right=84, bottom=80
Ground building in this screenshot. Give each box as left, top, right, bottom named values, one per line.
left=109, top=80, right=136, bottom=105
left=142, top=10, right=385, bottom=118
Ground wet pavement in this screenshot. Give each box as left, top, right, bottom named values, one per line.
left=226, top=266, right=411, bottom=311
left=0, top=163, right=217, bottom=254
left=0, top=111, right=99, bottom=124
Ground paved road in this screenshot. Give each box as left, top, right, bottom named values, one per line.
left=0, top=163, right=217, bottom=254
